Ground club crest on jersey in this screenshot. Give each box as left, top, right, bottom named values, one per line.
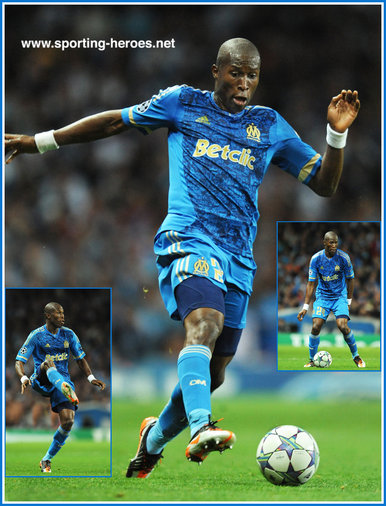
left=63, top=340, right=69, bottom=348
left=193, top=257, right=210, bottom=276
left=246, top=123, right=261, bottom=142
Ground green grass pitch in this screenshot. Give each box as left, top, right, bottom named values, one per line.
left=5, top=440, right=110, bottom=477
left=278, top=345, right=381, bottom=370
left=5, top=395, right=382, bottom=502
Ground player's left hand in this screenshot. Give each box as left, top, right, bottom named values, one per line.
left=327, top=90, right=360, bottom=133
left=21, top=378, right=31, bottom=394
left=91, top=379, right=106, bottom=390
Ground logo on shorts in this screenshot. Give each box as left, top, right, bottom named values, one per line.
left=193, top=257, right=210, bottom=276
left=63, top=340, right=69, bottom=348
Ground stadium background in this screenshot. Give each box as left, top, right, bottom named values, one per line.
left=4, top=3, right=381, bottom=483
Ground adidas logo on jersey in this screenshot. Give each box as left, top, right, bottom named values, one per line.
left=195, top=115, right=210, bottom=125
left=45, top=343, right=50, bottom=347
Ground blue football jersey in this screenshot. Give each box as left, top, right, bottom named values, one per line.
left=16, top=325, right=85, bottom=381
left=122, top=85, right=321, bottom=267
left=308, top=249, right=355, bottom=300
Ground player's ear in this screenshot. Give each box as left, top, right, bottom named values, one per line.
left=211, top=64, right=219, bottom=80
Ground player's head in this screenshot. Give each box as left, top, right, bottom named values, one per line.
left=44, top=302, right=65, bottom=329
left=212, top=38, right=261, bottom=114
left=323, top=231, right=339, bottom=257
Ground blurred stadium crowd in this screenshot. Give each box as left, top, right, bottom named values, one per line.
left=5, top=289, right=110, bottom=428
left=5, top=5, right=380, bottom=366
left=278, top=222, right=380, bottom=320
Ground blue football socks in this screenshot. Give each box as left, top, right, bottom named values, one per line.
left=177, top=345, right=212, bottom=437
left=344, top=330, right=358, bottom=358
left=309, top=335, right=320, bottom=359
left=46, top=366, right=65, bottom=392
left=146, top=383, right=188, bottom=455
left=146, top=344, right=214, bottom=453
left=42, top=425, right=70, bottom=461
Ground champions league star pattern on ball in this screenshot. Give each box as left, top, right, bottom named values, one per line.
left=256, top=425, right=320, bottom=486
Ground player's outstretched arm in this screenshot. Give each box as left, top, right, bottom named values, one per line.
left=5, top=110, right=128, bottom=164
left=15, top=360, right=31, bottom=394
left=76, top=357, right=106, bottom=390
left=308, top=90, right=360, bottom=197
left=297, top=281, right=316, bottom=321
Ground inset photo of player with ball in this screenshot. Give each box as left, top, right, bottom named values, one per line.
left=277, top=221, right=380, bottom=371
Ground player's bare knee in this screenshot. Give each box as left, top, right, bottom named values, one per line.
left=61, top=419, right=73, bottom=432
left=185, top=310, right=224, bottom=349
left=338, top=323, right=350, bottom=335
left=311, top=326, right=321, bottom=336
left=60, top=411, right=74, bottom=431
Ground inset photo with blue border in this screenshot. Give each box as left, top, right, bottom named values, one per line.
left=277, top=222, right=380, bottom=371
left=5, top=287, right=112, bottom=477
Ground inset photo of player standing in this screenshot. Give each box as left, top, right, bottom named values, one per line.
left=5, top=288, right=111, bottom=477
left=277, top=222, right=380, bottom=371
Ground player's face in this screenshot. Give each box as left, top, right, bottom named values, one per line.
left=323, top=236, right=338, bottom=257
left=212, top=54, right=260, bottom=114
left=48, top=306, right=65, bottom=328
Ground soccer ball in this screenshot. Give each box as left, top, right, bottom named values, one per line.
left=256, top=425, right=319, bottom=486
left=313, top=350, right=332, bottom=368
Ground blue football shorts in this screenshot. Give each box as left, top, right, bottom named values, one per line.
left=175, top=276, right=246, bottom=356
left=154, top=230, right=254, bottom=329
left=30, top=368, right=77, bottom=412
left=312, top=296, right=350, bottom=321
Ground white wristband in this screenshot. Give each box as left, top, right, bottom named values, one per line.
left=302, top=303, right=309, bottom=311
left=34, top=130, right=59, bottom=154
left=88, top=374, right=96, bottom=383
left=347, top=298, right=352, bottom=306
left=326, top=123, right=348, bottom=149
left=20, top=375, right=29, bottom=384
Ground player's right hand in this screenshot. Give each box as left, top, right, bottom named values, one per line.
left=5, top=134, right=38, bottom=164
left=21, top=378, right=31, bottom=394
left=297, top=309, right=307, bottom=321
